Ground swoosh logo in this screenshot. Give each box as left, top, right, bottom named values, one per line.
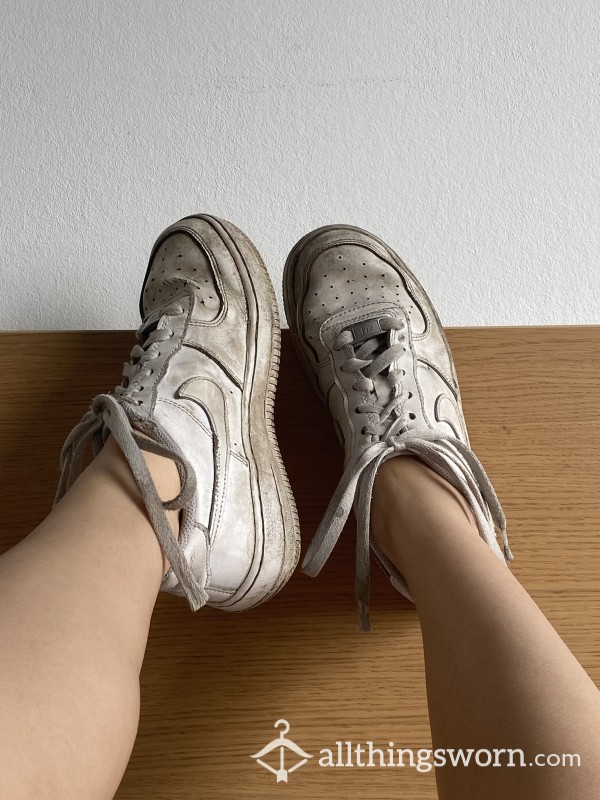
left=177, top=376, right=229, bottom=540
left=434, top=393, right=462, bottom=440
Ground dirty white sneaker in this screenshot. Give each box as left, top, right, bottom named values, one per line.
left=283, top=224, right=512, bottom=630
left=56, top=214, right=300, bottom=612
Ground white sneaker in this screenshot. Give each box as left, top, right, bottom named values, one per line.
left=283, top=224, right=512, bottom=630
left=56, top=214, right=300, bottom=612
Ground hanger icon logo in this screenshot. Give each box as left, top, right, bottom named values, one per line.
left=250, top=719, right=313, bottom=782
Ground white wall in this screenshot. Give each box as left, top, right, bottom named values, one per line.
left=1, top=0, right=599, bottom=330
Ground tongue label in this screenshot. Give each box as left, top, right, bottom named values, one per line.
left=345, top=317, right=385, bottom=344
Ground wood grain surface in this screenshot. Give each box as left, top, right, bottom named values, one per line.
left=0, top=327, right=598, bottom=800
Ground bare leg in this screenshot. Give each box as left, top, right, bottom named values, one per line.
left=0, top=437, right=180, bottom=800
left=372, top=455, right=600, bottom=800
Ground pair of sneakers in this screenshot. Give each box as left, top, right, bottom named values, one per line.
left=56, top=215, right=512, bottom=631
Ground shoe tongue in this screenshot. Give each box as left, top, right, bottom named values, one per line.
left=344, top=316, right=388, bottom=346
left=369, top=336, right=394, bottom=405
left=138, top=319, right=158, bottom=344
left=137, top=307, right=173, bottom=347
left=344, top=316, right=396, bottom=405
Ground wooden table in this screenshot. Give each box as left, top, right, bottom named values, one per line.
left=0, top=328, right=598, bottom=800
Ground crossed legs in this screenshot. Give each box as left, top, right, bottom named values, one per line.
left=0, top=445, right=598, bottom=799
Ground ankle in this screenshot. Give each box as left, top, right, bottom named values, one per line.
left=88, top=435, right=181, bottom=561
left=371, top=455, right=480, bottom=574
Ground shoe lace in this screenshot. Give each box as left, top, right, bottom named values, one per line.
left=53, top=301, right=209, bottom=611
left=302, top=316, right=513, bottom=632
left=115, top=301, right=184, bottom=404
left=338, top=317, right=411, bottom=439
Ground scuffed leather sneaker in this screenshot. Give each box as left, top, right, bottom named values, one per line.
left=283, top=224, right=512, bottom=630
left=55, top=214, right=300, bottom=612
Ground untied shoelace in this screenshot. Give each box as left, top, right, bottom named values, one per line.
left=300, top=316, right=513, bottom=631
left=54, top=301, right=209, bottom=610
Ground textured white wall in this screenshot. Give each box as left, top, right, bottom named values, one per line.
left=1, top=0, right=599, bottom=330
